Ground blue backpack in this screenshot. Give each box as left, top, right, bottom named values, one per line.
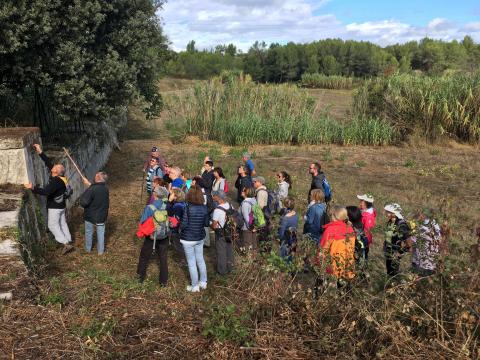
left=322, top=177, right=332, bottom=202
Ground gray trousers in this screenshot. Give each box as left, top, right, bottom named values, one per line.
left=48, top=208, right=72, bottom=244
left=215, top=233, right=233, bottom=275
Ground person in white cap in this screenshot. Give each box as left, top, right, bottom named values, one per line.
left=384, top=203, right=411, bottom=277
left=357, top=194, right=377, bottom=260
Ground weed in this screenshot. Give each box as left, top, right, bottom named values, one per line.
left=269, top=148, right=283, bottom=157
left=356, top=160, right=367, bottom=167
left=404, top=159, right=416, bottom=168
left=39, top=277, right=65, bottom=306
left=300, top=73, right=357, bottom=90
left=202, top=304, right=250, bottom=345
left=72, top=318, right=117, bottom=343
left=323, top=148, right=333, bottom=161
left=337, top=153, right=347, bottom=163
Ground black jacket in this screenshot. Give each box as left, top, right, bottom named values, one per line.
left=32, top=152, right=67, bottom=209
left=80, top=182, right=109, bottom=224
left=234, top=175, right=253, bottom=203
left=308, top=172, right=326, bottom=202
left=201, top=170, right=215, bottom=194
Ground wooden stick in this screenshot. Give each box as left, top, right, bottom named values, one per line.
left=62, top=147, right=87, bottom=181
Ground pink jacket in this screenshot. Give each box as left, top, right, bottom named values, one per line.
left=361, top=208, right=377, bottom=245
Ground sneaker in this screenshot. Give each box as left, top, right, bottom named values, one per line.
left=186, top=285, right=200, bottom=292
left=199, top=282, right=207, bottom=290
left=62, top=244, right=74, bottom=255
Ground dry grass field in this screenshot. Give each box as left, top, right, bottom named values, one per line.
left=1, top=80, right=479, bottom=359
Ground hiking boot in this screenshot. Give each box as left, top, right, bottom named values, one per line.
left=186, top=285, right=200, bottom=292
left=62, top=244, right=74, bottom=255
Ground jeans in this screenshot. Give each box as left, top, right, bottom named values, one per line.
left=47, top=208, right=71, bottom=244
left=215, top=232, right=233, bottom=275
left=85, top=221, right=106, bottom=254
left=137, top=236, right=169, bottom=286
left=181, top=239, right=207, bottom=287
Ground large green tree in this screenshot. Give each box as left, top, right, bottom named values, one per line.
left=0, top=0, right=168, bottom=129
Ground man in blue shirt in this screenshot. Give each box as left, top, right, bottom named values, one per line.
left=169, top=166, right=185, bottom=189
left=242, top=152, right=256, bottom=177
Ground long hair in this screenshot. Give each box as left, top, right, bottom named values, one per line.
left=213, top=167, right=225, bottom=179
left=346, top=206, right=363, bottom=229
left=280, top=171, right=292, bottom=189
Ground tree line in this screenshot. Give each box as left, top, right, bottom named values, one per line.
left=166, top=37, right=480, bottom=81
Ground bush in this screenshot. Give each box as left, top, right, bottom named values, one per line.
left=353, top=72, right=480, bottom=142
left=202, top=304, right=251, bottom=345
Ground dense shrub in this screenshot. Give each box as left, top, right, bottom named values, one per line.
left=300, top=73, right=356, bottom=89
left=353, top=72, right=480, bottom=142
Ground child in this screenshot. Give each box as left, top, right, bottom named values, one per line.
left=278, top=197, right=298, bottom=261
left=411, top=208, right=441, bottom=277
left=357, top=194, right=376, bottom=260
left=276, top=171, right=292, bottom=211
left=383, top=203, right=411, bottom=277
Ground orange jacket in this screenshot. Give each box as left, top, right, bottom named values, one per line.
left=319, top=221, right=356, bottom=279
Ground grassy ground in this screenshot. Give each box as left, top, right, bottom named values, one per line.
left=1, top=91, right=479, bottom=358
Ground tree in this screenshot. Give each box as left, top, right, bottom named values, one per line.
left=186, top=40, right=197, bottom=53
left=0, top=0, right=168, bottom=130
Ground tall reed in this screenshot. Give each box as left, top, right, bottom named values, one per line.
left=353, top=72, right=480, bottom=142
left=300, top=73, right=356, bottom=90
left=166, top=72, right=398, bottom=146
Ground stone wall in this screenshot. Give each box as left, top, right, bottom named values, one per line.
left=0, top=109, right=126, bottom=299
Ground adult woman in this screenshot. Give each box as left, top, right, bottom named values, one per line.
left=346, top=206, right=369, bottom=275
left=239, top=187, right=258, bottom=252
left=180, top=185, right=210, bottom=292
left=384, top=203, right=411, bottom=277
left=136, top=187, right=170, bottom=286
left=303, top=189, right=327, bottom=244
left=357, top=194, right=377, bottom=250
left=319, top=206, right=356, bottom=283
left=234, top=165, right=252, bottom=204
left=212, top=167, right=227, bottom=192
left=278, top=197, right=298, bottom=259
left=166, top=188, right=186, bottom=263
left=275, top=171, right=292, bottom=209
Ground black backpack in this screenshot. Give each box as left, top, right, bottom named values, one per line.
left=215, top=204, right=244, bottom=243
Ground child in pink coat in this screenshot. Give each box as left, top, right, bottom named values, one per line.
left=357, top=194, right=377, bottom=261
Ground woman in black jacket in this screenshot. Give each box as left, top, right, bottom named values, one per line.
left=384, top=203, right=411, bottom=277
left=180, top=185, right=210, bottom=292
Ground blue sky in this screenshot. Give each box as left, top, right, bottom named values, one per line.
left=319, top=0, right=480, bottom=26
left=160, top=0, right=480, bottom=51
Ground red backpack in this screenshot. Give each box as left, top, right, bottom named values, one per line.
left=224, top=179, right=229, bottom=193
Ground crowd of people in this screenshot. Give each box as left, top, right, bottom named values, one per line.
left=25, top=144, right=450, bottom=293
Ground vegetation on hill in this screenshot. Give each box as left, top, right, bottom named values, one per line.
left=166, top=37, right=480, bottom=82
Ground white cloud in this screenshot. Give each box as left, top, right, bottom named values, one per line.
left=159, top=1, right=480, bottom=51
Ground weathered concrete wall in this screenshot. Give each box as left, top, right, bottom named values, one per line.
left=0, top=109, right=127, bottom=299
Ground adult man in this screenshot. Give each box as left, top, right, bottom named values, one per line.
left=242, top=152, right=256, bottom=177
left=308, top=162, right=330, bottom=203
left=143, top=146, right=166, bottom=173
left=146, top=157, right=163, bottom=198
left=24, top=143, right=73, bottom=254
left=200, top=156, right=212, bottom=175
left=211, top=190, right=234, bottom=275
left=169, top=166, right=185, bottom=189
left=80, top=172, right=110, bottom=255
left=252, top=176, right=268, bottom=209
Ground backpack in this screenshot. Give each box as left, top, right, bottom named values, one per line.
left=215, top=204, right=244, bottom=243
left=353, top=227, right=369, bottom=261
left=322, top=177, right=332, bottom=202
left=224, top=179, right=229, bottom=193
left=148, top=204, right=170, bottom=251
left=250, top=203, right=266, bottom=229
left=55, top=177, right=73, bottom=203
left=257, top=189, right=276, bottom=219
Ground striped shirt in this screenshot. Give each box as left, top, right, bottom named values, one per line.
left=146, top=166, right=163, bottom=193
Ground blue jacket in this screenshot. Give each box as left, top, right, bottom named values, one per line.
left=278, top=212, right=298, bottom=243
left=180, top=203, right=209, bottom=242
left=303, top=202, right=327, bottom=243
left=166, top=201, right=185, bottom=234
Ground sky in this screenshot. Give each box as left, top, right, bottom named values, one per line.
left=159, top=0, right=480, bottom=51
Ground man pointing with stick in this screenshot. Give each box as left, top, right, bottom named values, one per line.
left=24, top=144, right=74, bottom=255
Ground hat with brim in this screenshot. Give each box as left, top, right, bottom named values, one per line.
left=357, top=194, right=374, bottom=203
left=384, top=203, right=403, bottom=219
left=155, top=186, right=169, bottom=199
